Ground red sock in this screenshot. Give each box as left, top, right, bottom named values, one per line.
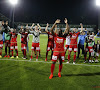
left=12, top=50, right=13, bottom=56
left=59, top=64, right=62, bottom=73
left=24, top=50, right=26, bottom=57
left=0, top=52, right=1, bottom=55
left=16, top=50, right=18, bottom=56
left=31, top=56, right=33, bottom=59
left=74, top=54, right=76, bottom=62
left=36, top=54, right=38, bottom=59
left=51, top=64, right=55, bottom=74
left=39, top=50, right=40, bottom=55
left=68, top=55, right=70, bottom=61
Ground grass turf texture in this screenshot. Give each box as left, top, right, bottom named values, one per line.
left=0, top=34, right=100, bottom=90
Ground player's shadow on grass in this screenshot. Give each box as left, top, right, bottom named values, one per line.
left=63, top=72, right=100, bottom=77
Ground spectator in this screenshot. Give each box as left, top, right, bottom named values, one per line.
left=77, top=29, right=87, bottom=58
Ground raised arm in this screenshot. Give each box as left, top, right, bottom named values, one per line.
left=19, top=25, right=23, bottom=34
left=54, top=25, right=57, bottom=34
left=45, top=23, right=49, bottom=33
left=30, top=23, right=35, bottom=30
left=37, top=23, right=41, bottom=31
left=97, top=30, right=100, bottom=36
left=26, top=24, right=29, bottom=30
left=50, top=19, right=60, bottom=34
left=80, top=23, right=83, bottom=32
left=63, top=18, right=69, bottom=34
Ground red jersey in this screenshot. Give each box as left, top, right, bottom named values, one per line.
left=48, top=32, right=54, bottom=43
left=70, top=32, right=80, bottom=45
left=10, top=32, right=17, bottom=43
left=54, top=34, right=65, bottom=51
left=21, top=32, right=28, bottom=43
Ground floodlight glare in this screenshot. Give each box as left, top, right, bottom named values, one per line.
left=96, top=0, right=100, bottom=6
left=9, top=0, right=18, bottom=5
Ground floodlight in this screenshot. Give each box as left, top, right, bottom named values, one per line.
left=96, top=0, right=100, bottom=6
left=9, top=0, right=18, bottom=5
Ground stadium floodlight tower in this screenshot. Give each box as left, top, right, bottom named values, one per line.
left=9, top=0, right=18, bottom=28
left=96, top=0, right=100, bottom=29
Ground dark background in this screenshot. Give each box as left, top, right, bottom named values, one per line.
left=0, top=0, right=99, bottom=24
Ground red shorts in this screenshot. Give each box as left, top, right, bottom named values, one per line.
left=31, top=42, right=40, bottom=51
left=88, top=47, right=93, bottom=53
left=52, top=51, right=65, bottom=62
left=65, top=45, right=70, bottom=50
left=68, top=45, right=77, bottom=52
left=0, top=40, right=3, bottom=49
left=5, top=40, right=10, bottom=47
left=21, top=43, right=26, bottom=50
left=47, top=42, right=54, bottom=51
left=10, top=43, right=18, bottom=50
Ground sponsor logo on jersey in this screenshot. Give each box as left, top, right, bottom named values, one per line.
left=56, top=38, right=63, bottom=43
left=71, top=35, right=77, bottom=39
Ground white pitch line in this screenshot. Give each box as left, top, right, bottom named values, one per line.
left=0, top=59, right=100, bottom=67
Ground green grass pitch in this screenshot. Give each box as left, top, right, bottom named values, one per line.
left=0, top=34, right=100, bottom=90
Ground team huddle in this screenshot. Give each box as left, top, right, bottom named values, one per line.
left=0, top=19, right=100, bottom=79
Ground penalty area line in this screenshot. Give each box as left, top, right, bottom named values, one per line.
left=0, top=59, right=100, bottom=67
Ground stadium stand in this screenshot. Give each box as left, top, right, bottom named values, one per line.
left=0, top=13, right=98, bottom=33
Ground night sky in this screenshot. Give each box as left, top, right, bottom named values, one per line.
left=0, top=0, right=99, bottom=24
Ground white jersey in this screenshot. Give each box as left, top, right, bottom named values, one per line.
left=30, top=30, right=41, bottom=43
left=89, top=35, right=94, bottom=41
left=66, top=35, right=71, bottom=45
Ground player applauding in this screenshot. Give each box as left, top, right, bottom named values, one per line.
left=67, top=23, right=83, bottom=64
left=10, top=29, right=18, bottom=59
left=49, top=18, right=69, bottom=79
left=30, top=23, right=41, bottom=61
left=45, top=23, right=57, bottom=61
left=19, top=26, right=29, bottom=59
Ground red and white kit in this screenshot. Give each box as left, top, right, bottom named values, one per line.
left=21, top=32, right=28, bottom=50
left=5, top=40, right=10, bottom=47
left=0, top=40, right=3, bottom=49
left=47, top=32, right=54, bottom=51
left=31, top=30, right=41, bottom=51
left=88, top=42, right=94, bottom=53
left=10, top=32, right=18, bottom=50
left=31, top=43, right=40, bottom=51
left=68, top=32, right=80, bottom=52
left=65, top=35, right=71, bottom=50
left=52, top=34, right=66, bottom=62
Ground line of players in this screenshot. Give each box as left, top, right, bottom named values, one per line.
left=45, top=20, right=100, bottom=65
left=0, top=20, right=100, bottom=64
left=0, top=20, right=100, bottom=79
left=46, top=19, right=100, bottom=79
left=0, top=21, right=42, bottom=60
